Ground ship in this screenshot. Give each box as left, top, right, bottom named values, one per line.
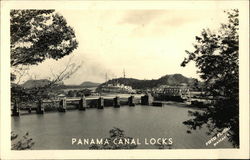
left=98, top=70, right=136, bottom=94
left=99, top=83, right=136, bottom=94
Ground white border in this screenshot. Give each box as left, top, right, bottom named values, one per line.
left=1, top=1, right=249, bottom=159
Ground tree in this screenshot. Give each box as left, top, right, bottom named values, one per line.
left=11, top=9, right=78, bottom=67
left=10, top=10, right=80, bottom=150
left=89, top=127, right=138, bottom=149
left=181, top=9, right=239, bottom=147
left=10, top=10, right=80, bottom=103
left=11, top=132, right=35, bottom=150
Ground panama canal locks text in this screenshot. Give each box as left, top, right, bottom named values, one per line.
left=72, top=137, right=173, bottom=146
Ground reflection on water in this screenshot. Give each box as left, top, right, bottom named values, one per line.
left=11, top=105, right=233, bottom=149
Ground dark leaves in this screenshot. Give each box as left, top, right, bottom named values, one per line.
left=11, top=131, right=35, bottom=150
left=89, top=127, right=138, bottom=150
left=10, top=9, right=78, bottom=67
left=181, top=10, right=239, bottom=147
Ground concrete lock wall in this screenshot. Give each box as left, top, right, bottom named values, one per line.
left=12, top=100, right=20, bottom=116
left=58, top=98, right=66, bottom=112
left=97, top=97, right=104, bottom=109
left=113, top=96, right=120, bottom=108
left=79, top=96, right=87, bottom=110
left=14, top=95, right=157, bottom=116
left=36, top=100, right=44, bottom=114
left=141, top=94, right=154, bottom=105
left=128, top=96, right=135, bottom=106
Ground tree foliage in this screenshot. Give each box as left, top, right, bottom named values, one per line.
left=11, top=9, right=78, bottom=67
left=181, top=10, right=239, bottom=147
left=11, top=132, right=35, bottom=150
left=97, top=74, right=199, bottom=91
left=10, top=10, right=80, bottom=103
left=89, top=127, right=138, bottom=149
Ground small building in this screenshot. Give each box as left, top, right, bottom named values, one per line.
left=58, top=93, right=66, bottom=98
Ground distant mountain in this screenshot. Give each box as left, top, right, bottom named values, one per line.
left=97, top=74, right=199, bottom=90
left=21, top=79, right=64, bottom=89
left=21, top=79, right=99, bottom=90
left=80, top=81, right=100, bottom=88
left=21, top=74, right=200, bottom=91
left=22, top=79, right=51, bottom=89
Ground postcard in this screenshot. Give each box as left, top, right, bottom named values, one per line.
left=0, top=0, right=249, bottom=159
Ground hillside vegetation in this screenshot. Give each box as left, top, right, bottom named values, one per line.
left=98, top=74, right=201, bottom=90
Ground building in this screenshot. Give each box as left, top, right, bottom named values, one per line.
left=154, top=83, right=190, bottom=101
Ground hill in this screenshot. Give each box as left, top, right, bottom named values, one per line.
left=21, top=79, right=51, bottom=89
left=21, top=79, right=66, bottom=89
left=157, top=74, right=196, bottom=86
left=80, top=81, right=100, bottom=88
left=97, top=74, right=200, bottom=90
left=21, top=79, right=100, bottom=90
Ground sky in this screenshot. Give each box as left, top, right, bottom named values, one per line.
left=19, top=9, right=228, bottom=85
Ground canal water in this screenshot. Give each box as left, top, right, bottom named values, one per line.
left=11, top=104, right=233, bottom=149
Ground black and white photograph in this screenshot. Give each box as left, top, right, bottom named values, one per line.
left=0, top=0, right=249, bottom=159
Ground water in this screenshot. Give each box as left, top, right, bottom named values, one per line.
left=11, top=104, right=233, bottom=149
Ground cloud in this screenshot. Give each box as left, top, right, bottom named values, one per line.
left=119, top=10, right=204, bottom=38
left=21, top=9, right=227, bottom=84
left=119, top=10, right=165, bottom=26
